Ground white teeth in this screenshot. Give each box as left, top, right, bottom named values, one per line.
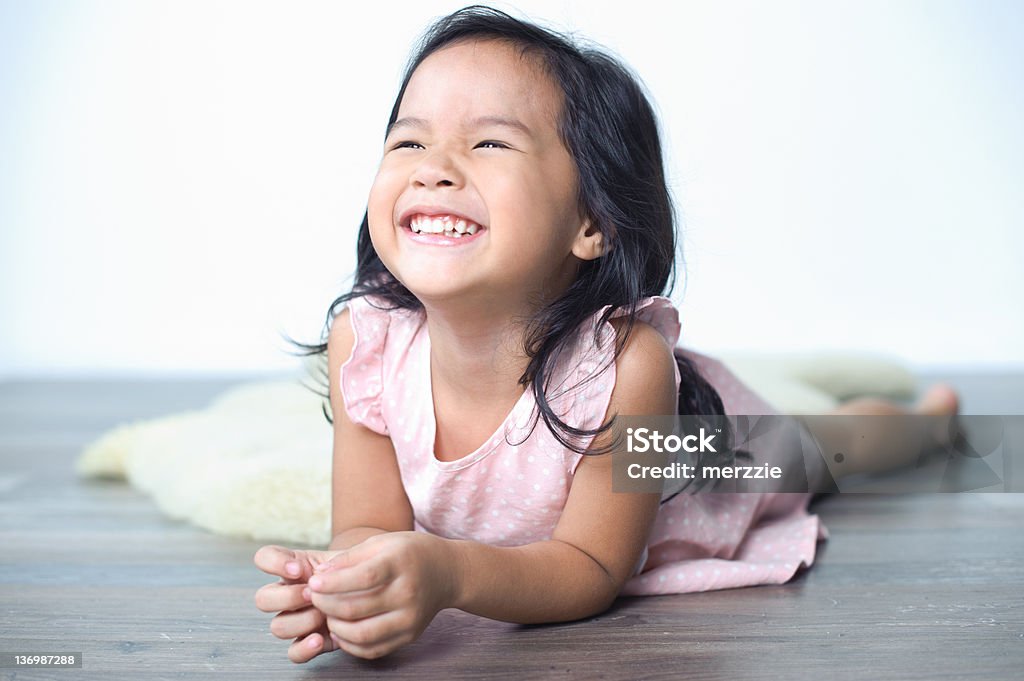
left=409, top=214, right=483, bottom=238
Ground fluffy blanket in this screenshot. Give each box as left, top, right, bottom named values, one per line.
left=75, top=352, right=917, bottom=546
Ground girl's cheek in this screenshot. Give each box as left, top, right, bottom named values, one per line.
left=368, top=170, right=403, bottom=206
left=366, top=183, right=395, bottom=221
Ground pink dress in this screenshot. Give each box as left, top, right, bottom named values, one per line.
left=340, top=293, right=829, bottom=595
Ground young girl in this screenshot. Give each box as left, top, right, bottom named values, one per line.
left=253, top=5, right=959, bottom=663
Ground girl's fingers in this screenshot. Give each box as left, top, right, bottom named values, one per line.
left=254, top=581, right=311, bottom=613
left=253, top=545, right=304, bottom=580
left=325, top=610, right=408, bottom=655
left=310, top=587, right=390, bottom=622
left=309, top=558, right=391, bottom=595
left=254, top=546, right=340, bottom=583
left=326, top=610, right=400, bottom=644
left=287, top=630, right=339, bottom=664
left=269, top=605, right=325, bottom=640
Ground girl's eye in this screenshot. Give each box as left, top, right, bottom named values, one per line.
left=388, top=140, right=509, bottom=151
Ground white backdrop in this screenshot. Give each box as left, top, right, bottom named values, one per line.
left=1, top=0, right=1021, bottom=378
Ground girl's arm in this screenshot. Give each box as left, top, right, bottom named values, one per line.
left=252, top=306, right=411, bottom=665
left=327, top=307, right=415, bottom=548
left=444, top=320, right=679, bottom=623
left=305, top=320, right=677, bottom=659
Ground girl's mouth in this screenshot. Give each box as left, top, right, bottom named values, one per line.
left=402, top=214, right=487, bottom=247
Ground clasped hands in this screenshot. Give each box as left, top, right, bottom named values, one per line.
left=253, top=531, right=457, bottom=662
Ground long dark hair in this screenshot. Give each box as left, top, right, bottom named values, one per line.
left=289, top=5, right=742, bottom=484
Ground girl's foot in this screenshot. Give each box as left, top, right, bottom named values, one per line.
left=913, top=382, right=960, bottom=417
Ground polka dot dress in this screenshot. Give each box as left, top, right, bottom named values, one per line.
left=340, top=294, right=828, bottom=595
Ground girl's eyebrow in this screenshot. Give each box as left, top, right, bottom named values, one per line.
left=386, top=115, right=534, bottom=139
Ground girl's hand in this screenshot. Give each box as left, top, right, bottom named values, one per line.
left=253, top=545, right=344, bottom=663
left=307, top=531, right=458, bottom=660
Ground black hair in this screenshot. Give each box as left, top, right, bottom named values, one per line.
left=288, top=5, right=747, bottom=491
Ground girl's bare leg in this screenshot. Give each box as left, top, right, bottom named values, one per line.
left=801, top=383, right=961, bottom=487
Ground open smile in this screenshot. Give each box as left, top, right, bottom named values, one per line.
left=401, top=214, right=488, bottom=247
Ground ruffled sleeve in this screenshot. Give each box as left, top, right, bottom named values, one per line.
left=563, top=296, right=683, bottom=474
left=339, top=295, right=391, bottom=436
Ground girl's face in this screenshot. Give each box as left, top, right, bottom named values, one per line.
left=367, top=39, right=603, bottom=310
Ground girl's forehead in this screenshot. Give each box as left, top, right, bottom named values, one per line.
left=400, top=41, right=562, bottom=125
left=416, top=39, right=542, bottom=79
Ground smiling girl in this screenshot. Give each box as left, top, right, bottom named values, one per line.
left=253, top=5, right=958, bottom=662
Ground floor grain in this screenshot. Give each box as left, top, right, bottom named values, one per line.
left=0, top=374, right=1022, bottom=680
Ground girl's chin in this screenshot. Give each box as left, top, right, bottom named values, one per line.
left=400, top=278, right=491, bottom=305
left=408, top=284, right=478, bottom=302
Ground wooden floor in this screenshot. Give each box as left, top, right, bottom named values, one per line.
left=1, top=374, right=1022, bottom=680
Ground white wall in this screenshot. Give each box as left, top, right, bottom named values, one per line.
left=1, top=0, right=1021, bottom=378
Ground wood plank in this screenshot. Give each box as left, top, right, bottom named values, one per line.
left=1, top=377, right=1022, bottom=680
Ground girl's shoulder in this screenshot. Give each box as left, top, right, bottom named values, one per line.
left=343, top=293, right=426, bottom=348
left=346, top=291, right=423, bottom=324
left=580, top=296, right=682, bottom=363
left=337, top=294, right=425, bottom=436
left=543, top=296, right=682, bottom=471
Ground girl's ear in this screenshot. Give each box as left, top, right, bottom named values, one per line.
left=571, top=217, right=606, bottom=261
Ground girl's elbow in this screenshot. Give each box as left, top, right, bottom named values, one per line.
left=570, top=545, right=630, bottom=616
left=574, top=584, right=620, bottom=622
left=595, top=588, right=620, bottom=616
left=586, top=569, right=625, bottom=617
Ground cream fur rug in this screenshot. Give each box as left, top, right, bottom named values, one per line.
left=76, top=352, right=918, bottom=546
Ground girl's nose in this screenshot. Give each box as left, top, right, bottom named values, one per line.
left=410, top=151, right=464, bottom=189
